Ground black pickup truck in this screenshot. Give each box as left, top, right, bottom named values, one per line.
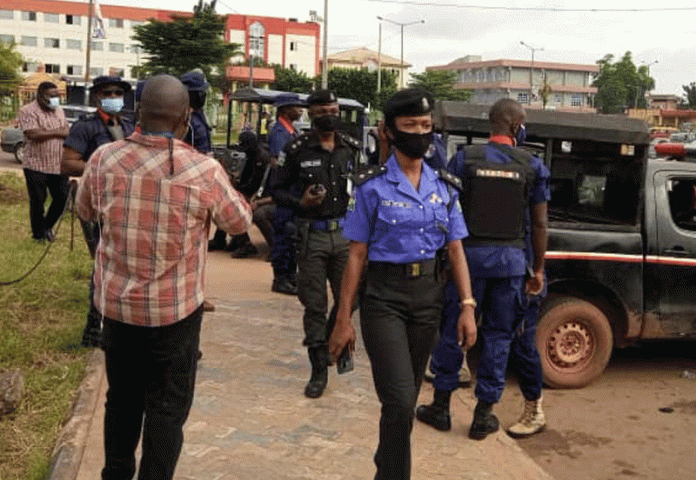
left=435, top=101, right=696, bottom=388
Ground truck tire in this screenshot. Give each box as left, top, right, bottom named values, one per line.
left=13, top=142, right=23, bottom=164
left=536, top=296, right=613, bottom=389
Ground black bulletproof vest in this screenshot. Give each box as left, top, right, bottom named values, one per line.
left=461, top=143, right=535, bottom=248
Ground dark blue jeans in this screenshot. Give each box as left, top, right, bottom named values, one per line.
left=101, top=306, right=203, bottom=480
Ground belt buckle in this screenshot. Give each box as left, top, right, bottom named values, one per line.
left=327, top=220, right=339, bottom=231
left=408, top=262, right=420, bottom=278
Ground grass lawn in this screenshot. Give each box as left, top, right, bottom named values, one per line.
left=0, top=172, right=93, bottom=480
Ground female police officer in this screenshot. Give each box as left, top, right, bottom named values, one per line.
left=328, top=89, right=477, bottom=480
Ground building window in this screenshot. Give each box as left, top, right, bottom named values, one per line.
left=44, top=13, right=59, bottom=23
left=91, top=41, right=103, bottom=51
left=22, top=62, right=39, bottom=73
left=109, top=18, right=124, bottom=28
left=66, top=14, right=81, bottom=25
left=131, top=20, right=144, bottom=28
left=90, top=67, right=104, bottom=77
left=45, top=38, right=60, bottom=49
left=477, top=71, right=484, bottom=82
left=555, top=93, right=563, bottom=104
left=20, top=36, right=37, bottom=47
left=66, top=39, right=81, bottom=50
left=571, top=94, right=583, bottom=107
left=67, top=65, right=83, bottom=76
left=517, top=92, right=529, bottom=104
left=45, top=64, right=60, bottom=74
left=21, top=11, right=37, bottom=21
left=111, top=68, right=125, bottom=77
left=0, top=34, right=14, bottom=45
left=290, top=41, right=297, bottom=51
left=289, top=63, right=297, bottom=71
left=249, top=22, right=265, bottom=58
left=109, top=43, right=124, bottom=53
left=0, top=10, right=14, bottom=19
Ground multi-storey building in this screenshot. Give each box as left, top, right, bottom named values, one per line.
left=326, top=47, right=410, bottom=89
left=427, top=55, right=599, bottom=112
left=0, top=0, right=320, bottom=85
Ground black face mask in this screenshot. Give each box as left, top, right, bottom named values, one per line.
left=390, top=128, right=432, bottom=159
left=312, top=114, right=340, bottom=133
left=189, top=91, right=206, bottom=110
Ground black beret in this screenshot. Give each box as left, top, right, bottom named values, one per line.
left=92, top=75, right=132, bottom=93
left=384, top=88, right=434, bottom=125
left=307, top=89, right=337, bottom=106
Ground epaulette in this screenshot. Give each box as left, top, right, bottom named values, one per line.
left=80, top=113, right=98, bottom=121
left=437, top=168, right=462, bottom=191
left=285, top=132, right=312, bottom=155
left=353, top=165, right=387, bottom=186
left=337, top=131, right=361, bottom=150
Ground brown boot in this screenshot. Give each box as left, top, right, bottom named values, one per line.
left=507, top=396, right=546, bottom=438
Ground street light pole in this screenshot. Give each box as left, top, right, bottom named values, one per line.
left=377, top=20, right=382, bottom=94
left=641, top=60, right=659, bottom=109
left=520, top=40, right=543, bottom=105
left=321, top=0, right=329, bottom=89
left=377, top=16, right=424, bottom=89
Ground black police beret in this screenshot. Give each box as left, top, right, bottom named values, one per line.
left=92, top=75, right=132, bottom=93
left=307, top=89, right=337, bottom=106
left=180, top=70, right=209, bottom=92
left=384, top=88, right=434, bottom=125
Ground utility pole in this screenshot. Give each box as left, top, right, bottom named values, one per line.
left=377, top=16, right=424, bottom=89
left=321, top=0, right=328, bottom=89
left=377, top=20, right=382, bottom=94
left=520, top=40, right=543, bottom=105
left=84, top=0, right=94, bottom=105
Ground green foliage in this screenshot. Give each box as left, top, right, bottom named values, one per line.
left=681, top=83, right=696, bottom=109
left=131, top=0, right=242, bottom=78
left=408, top=70, right=471, bottom=102
left=323, top=67, right=398, bottom=111
left=592, top=52, right=655, bottom=114
left=271, top=65, right=314, bottom=93
left=0, top=172, right=92, bottom=480
left=0, top=42, right=23, bottom=96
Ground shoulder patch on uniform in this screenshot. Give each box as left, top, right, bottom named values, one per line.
left=437, top=168, right=462, bottom=190
left=353, top=165, right=387, bottom=186
left=285, top=132, right=310, bottom=154
left=338, top=132, right=361, bottom=150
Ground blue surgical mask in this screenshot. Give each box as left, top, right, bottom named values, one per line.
left=47, top=97, right=60, bottom=109
left=515, top=124, right=526, bottom=146
left=101, top=97, right=124, bottom=115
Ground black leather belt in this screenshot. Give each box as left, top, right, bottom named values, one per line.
left=368, top=259, right=437, bottom=278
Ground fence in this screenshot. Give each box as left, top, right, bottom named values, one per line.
left=0, top=94, right=19, bottom=124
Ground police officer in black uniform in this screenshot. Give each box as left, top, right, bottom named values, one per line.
left=62, top=75, right=134, bottom=348
left=271, top=89, right=362, bottom=398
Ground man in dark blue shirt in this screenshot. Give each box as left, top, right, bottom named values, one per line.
left=180, top=70, right=212, bottom=155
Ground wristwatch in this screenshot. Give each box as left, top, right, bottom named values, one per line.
left=460, top=298, right=477, bottom=309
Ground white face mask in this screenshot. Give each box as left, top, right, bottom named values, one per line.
left=47, top=97, right=60, bottom=109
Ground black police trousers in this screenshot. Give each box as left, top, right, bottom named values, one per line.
left=360, top=262, right=444, bottom=480
left=101, top=306, right=202, bottom=480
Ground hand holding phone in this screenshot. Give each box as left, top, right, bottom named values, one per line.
left=337, top=345, right=354, bottom=374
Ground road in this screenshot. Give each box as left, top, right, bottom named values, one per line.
left=0, top=150, right=21, bottom=172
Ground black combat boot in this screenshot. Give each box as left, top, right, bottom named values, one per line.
left=304, top=346, right=328, bottom=398
left=468, top=399, right=499, bottom=440
left=416, top=389, right=452, bottom=431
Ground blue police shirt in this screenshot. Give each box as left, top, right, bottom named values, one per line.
left=423, top=132, right=447, bottom=170
left=448, top=142, right=550, bottom=278
left=184, top=109, right=212, bottom=154
left=268, top=119, right=297, bottom=157
left=64, top=113, right=135, bottom=161
left=343, top=154, right=468, bottom=264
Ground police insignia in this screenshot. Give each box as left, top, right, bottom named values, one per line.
left=429, top=193, right=441, bottom=204
left=347, top=196, right=356, bottom=212
left=277, top=151, right=286, bottom=167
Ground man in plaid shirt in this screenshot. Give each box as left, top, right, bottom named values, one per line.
left=17, top=81, right=69, bottom=241
left=75, top=74, right=252, bottom=480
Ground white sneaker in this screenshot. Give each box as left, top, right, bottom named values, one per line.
left=507, top=396, right=546, bottom=438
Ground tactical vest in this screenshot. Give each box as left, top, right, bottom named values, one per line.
left=461, top=143, right=535, bottom=248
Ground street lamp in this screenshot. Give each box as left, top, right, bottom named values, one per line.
left=639, top=60, right=658, bottom=109
left=520, top=40, right=544, bottom=104
left=376, top=18, right=382, bottom=94
left=377, top=16, right=425, bottom=88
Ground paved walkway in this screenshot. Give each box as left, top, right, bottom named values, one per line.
left=49, top=242, right=554, bottom=480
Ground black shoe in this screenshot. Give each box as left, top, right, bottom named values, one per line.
left=468, top=401, right=500, bottom=440
left=231, top=243, right=258, bottom=258
left=416, top=404, right=452, bottom=431
left=208, top=239, right=226, bottom=251
left=272, top=277, right=297, bottom=295
left=305, top=347, right=328, bottom=398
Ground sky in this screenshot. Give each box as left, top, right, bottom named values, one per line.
left=105, top=0, right=696, bottom=97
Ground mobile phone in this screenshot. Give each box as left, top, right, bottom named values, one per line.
left=337, top=345, right=354, bottom=374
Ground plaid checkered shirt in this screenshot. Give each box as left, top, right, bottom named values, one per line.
left=16, top=100, right=67, bottom=174
left=75, top=132, right=252, bottom=327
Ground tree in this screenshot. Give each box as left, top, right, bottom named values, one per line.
left=0, top=41, right=23, bottom=96
left=323, top=67, right=398, bottom=111
left=408, top=70, right=471, bottom=102
left=131, top=0, right=241, bottom=78
left=681, top=83, right=696, bottom=109
left=592, top=52, right=655, bottom=114
left=271, top=65, right=314, bottom=93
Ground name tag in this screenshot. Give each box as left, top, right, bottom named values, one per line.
left=381, top=200, right=412, bottom=208
left=476, top=169, right=520, bottom=180
left=300, top=159, right=322, bottom=168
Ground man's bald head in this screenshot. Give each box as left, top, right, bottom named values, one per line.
left=489, top=98, right=526, bottom=137
left=139, top=74, right=190, bottom=137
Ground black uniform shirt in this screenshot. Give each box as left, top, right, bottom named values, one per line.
left=64, top=112, right=135, bottom=161
left=272, top=130, right=360, bottom=219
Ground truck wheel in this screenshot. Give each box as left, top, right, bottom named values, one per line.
left=536, top=297, right=613, bottom=389
left=13, top=142, right=23, bottom=164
